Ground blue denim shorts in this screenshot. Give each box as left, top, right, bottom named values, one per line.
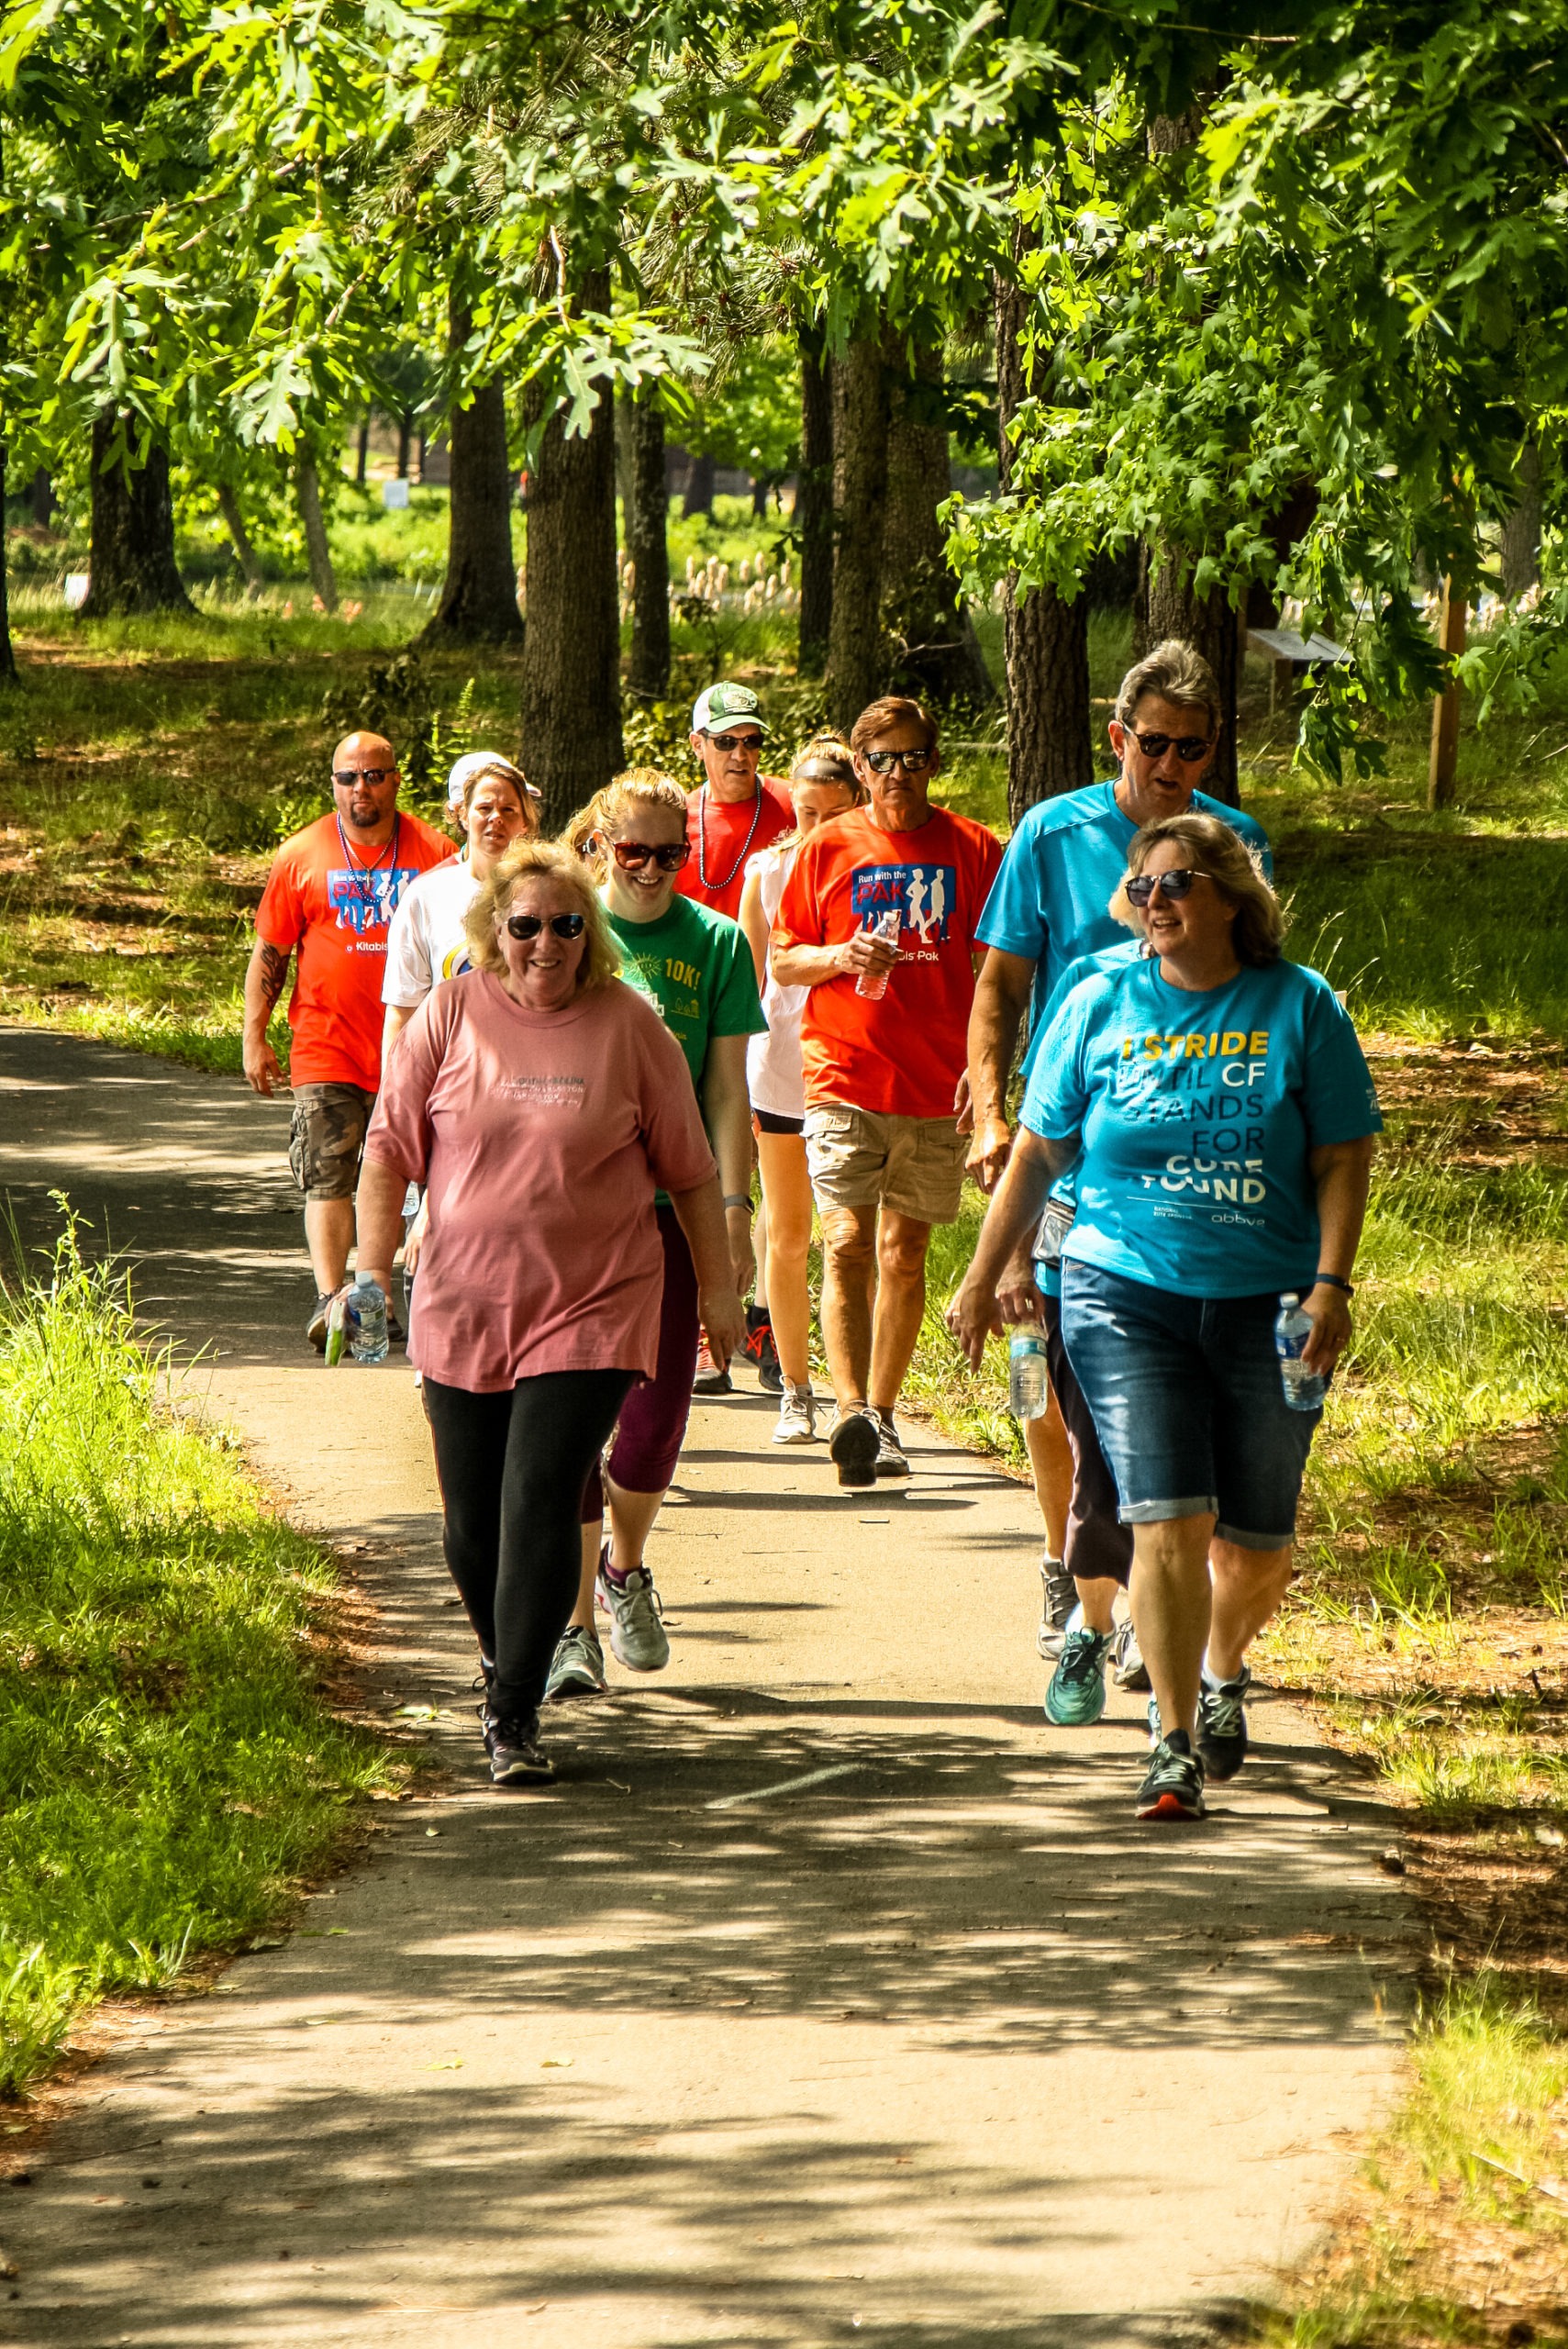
left=1059, top=1262, right=1320, bottom=1551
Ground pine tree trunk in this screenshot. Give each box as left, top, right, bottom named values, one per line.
left=519, top=268, right=624, bottom=832
left=296, top=459, right=338, bottom=614
left=0, top=437, right=18, bottom=686
left=420, top=304, right=522, bottom=646
left=627, top=386, right=671, bottom=702
left=397, top=413, right=413, bottom=479
left=217, top=484, right=265, bottom=599
left=826, top=326, right=893, bottom=733
left=796, top=329, right=834, bottom=675
left=683, top=450, right=715, bottom=519
left=881, top=345, right=992, bottom=708
left=81, top=409, right=194, bottom=618
left=28, top=467, right=53, bottom=529
left=1501, top=440, right=1542, bottom=600
left=995, top=259, right=1091, bottom=815
left=1140, top=549, right=1241, bottom=806
left=355, top=417, right=370, bottom=489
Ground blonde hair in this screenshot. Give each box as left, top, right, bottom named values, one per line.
left=567, top=767, right=688, bottom=879
left=461, top=756, right=535, bottom=822
left=464, top=838, right=621, bottom=992
left=1110, top=812, right=1284, bottom=966
left=760, top=733, right=862, bottom=858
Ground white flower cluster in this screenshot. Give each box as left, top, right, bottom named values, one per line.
left=617, top=551, right=799, bottom=623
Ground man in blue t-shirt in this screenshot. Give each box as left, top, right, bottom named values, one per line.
left=965, top=639, right=1272, bottom=1197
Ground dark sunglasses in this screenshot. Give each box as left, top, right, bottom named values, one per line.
left=705, top=731, right=762, bottom=754
left=1125, top=868, right=1208, bottom=907
left=1129, top=730, right=1213, bottom=763
left=609, top=840, right=692, bottom=873
left=333, top=765, right=392, bottom=785
left=505, top=912, right=586, bottom=941
left=862, top=748, right=933, bottom=774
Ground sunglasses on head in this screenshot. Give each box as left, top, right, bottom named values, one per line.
left=862, top=748, right=933, bottom=775
left=608, top=840, right=692, bottom=873
left=505, top=912, right=586, bottom=941
left=1129, top=730, right=1213, bottom=763
left=333, top=765, right=392, bottom=786
left=705, top=731, right=762, bottom=754
left=1125, top=867, right=1209, bottom=907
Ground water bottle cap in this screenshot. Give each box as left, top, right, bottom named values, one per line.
left=354, top=1270, right=377, bottom=1286
left=1280, top=1292, right=1299, bottom=1307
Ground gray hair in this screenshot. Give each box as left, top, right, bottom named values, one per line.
left=1115, top=639, right=1222, bottom=735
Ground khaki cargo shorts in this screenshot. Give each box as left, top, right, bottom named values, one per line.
left=288, top=1082, right=376, bottom=1201
left=803, top=1100, right=969, bottom=1227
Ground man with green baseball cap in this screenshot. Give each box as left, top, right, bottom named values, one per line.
left=678, top=681, right=794, bottom=923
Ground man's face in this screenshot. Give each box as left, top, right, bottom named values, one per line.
left=853, top=720, right=939, bottom=830
left=1108, top=696, right=1218, bottom=829
left=332, top=733, right=400, bottom=831
left=690, top=725, right=763, bottom=804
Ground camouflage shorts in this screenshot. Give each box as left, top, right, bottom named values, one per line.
left=288, top=1083, right=375, bottom=1201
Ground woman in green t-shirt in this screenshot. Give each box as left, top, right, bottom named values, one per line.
left=546, top=769, right=765, bottom=1703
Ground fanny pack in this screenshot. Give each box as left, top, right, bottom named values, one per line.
left=1032, top=1196, right=1076, bottom=1271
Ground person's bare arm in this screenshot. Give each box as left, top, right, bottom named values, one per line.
left=353, top=1155, right=409, bottom=1295
left=382, top=1003, right=417, bottom=1065
left=947, top=1127, right=1077, bottom=1366
left=1301, top=1134, right=1377, bottom=1375
left=770, top=929, right=899, bottom=990
left=242, top=938, right=292, bottom=1096
left=703, top=1030, right=757, bottom=1300
left=964, top=947, right=1037, bottom=1191
left=668, top=1173, right=747, bottom=1368
left=738, top=867, right=770, bottom=992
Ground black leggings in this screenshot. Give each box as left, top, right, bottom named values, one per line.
left=422, top=1369, right=635, bottom=1724
left=1041, top=1294, right=1135, bottom=1588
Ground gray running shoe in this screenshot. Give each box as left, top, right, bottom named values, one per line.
left=1112, top=1616, right=1151, bottom=1690
left=828, top=1407, right=879, bottom=1489
left=1197, top=1664, right=1251, bottom=1782
left=1037, top=1555, right=1075, bottom=1658
left=306, top=1293, right=333, bottom=1353
left=483, top=1712, right=554, bottom=1786
left=595, top=1561, right=670, bottom=1672
left=1136, top=1729, right=1206, bottom=1820
left=773, top=1385, right=817, bottom=1445
left=544, top=1624, right=607, bottom=1702
left=873, top=1410, right=909, bottom=1478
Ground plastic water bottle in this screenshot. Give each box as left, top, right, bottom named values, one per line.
left=854, top=908, right=902, bottom=999
left=346, top=1271, right=389, bottom=1365
left=1007, top=1326, right=1050, bottom=1419
left=1274, top=1293, right=1325, bottom=1411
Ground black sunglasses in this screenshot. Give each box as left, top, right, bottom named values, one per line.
left=506, top=912, right=586, bottom=941
left=705, top=730, right=762, bottom=753
left=609, top=840, right=691, bottom=873
left=1129, top=730, right=1213, bottom=763
left=333, top=765, right=393, bottom=785
left=1125, top=868, right=1209, bottom=907
left=862, top=748, right=933, bottom=774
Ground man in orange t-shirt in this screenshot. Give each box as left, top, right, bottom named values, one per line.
left=773, top=695, right=1001, bottom=1487
left=243, top=730, right=452, bottom=1350
left=675, top=681, right=793, bottom=921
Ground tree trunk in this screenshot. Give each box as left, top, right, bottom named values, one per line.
left=1501, top=439, right=1542, bottom=600
left=796, top=329, right=834, bottom=675
left=825, top=326, right=893, bottom=733
left=397, top=412, right=413, bottom=479
left=295, top=458, right=338, bottom=614
left=519, top=268, right=624, bottom=832
left=613, top=390, right=635, bottom=535
left=355, top=417, right=370, bottom=489
left=419, top=304, right=522, bottom=645
left=881, top=345, right=993, bottom=708
left=995, top=256, right=1091, bottom=814
left=217, top=483, right=265, bottom=599
left=683, top=450, right=715, bottom=519
left=81, top=409, right=194, bottom=618
left=1140, top=547, right=1241, bottom=805
left=28, top=467, right=53, bottom=529
left=627, top=385, right=671, bottom=702
left=0, top=437, right=18, bottom=686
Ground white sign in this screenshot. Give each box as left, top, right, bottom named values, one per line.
left=381, top=478, right=410, bottom=510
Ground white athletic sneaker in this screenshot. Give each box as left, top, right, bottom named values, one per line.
left=595, top=1559, right=670, bottom=1672
left=773, top=1385, right=817, bottom=1444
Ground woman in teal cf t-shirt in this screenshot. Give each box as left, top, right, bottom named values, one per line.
left=951, top=812, right=1380, bottom=1824
left=545, top=769, right=765, bottom=1705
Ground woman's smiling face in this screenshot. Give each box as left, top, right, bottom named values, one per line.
left=596, top=801, right=688, bottom=922
left=1133, top=840, right=1236, bottom=963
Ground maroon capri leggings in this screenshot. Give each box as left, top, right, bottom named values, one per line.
left=581, top=1203, right=700, bottom=1518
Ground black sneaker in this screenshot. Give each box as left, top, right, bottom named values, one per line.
left=873, top=1410, right=909, bottom=1478
left=482, top=1710, right=554, bottom=1786
left=386, top=1308, right=407, bottom=1348
left=1112, top=1616, right=1151, bottom=1691
left=306, top=1293, right=333, bottom=1353
left=828, top=1407, right=879, bottom=1489
left=1037, top=1554, right=1075, bottom=1659
left=1135, top=1728, right=1207, bottom=1821
left=1197, top=1664, right=1251, bottom=1782
left=744, top=1308, right=784, bottom=1395
left=693, top=1340, right=733, bottom=1395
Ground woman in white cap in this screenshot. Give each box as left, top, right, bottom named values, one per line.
left=382, top=752, right=540, bottom=1060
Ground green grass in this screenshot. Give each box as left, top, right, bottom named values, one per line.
left=0, top=1219, right=392, bottom=2099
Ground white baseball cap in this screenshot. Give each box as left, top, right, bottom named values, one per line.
left=691, top=681, right=767, bottom=737
left=445, top=751, right=541, bottom=814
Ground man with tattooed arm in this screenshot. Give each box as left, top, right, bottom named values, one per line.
left=242, top=730, right=452, bottom=1350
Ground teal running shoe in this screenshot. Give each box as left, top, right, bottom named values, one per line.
left=1044, top=1626, right=1112, bottom=1727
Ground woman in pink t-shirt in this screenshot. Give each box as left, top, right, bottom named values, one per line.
left=355, top=841, right=745, bottom=1788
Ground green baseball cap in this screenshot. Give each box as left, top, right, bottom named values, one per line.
left=692, top=682, right=767, bottom=737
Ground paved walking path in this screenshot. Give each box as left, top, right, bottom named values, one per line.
left=0, top=1028, right=1412, bottom=2348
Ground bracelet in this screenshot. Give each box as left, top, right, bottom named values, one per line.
left=1314, top=1272, right=1354, bottom=1296
left=722, top=1193, right=753, bottom=1213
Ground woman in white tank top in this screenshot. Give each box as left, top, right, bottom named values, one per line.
left=738, top=739, right=862, bottom=1446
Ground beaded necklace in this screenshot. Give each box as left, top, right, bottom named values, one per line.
left=695, top=784, right=763, bottom=896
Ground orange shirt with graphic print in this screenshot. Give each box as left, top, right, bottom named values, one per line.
left=255, top=810, right=453, bottom=1091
